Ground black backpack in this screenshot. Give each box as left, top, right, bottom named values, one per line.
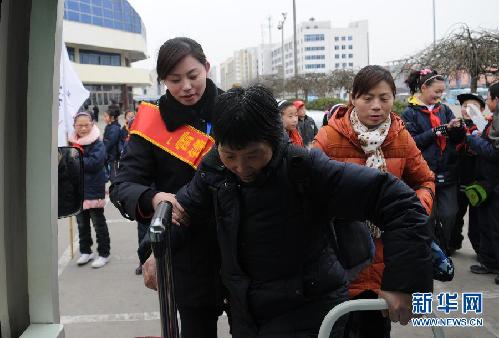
left=286, top=145, right=375, bottom=282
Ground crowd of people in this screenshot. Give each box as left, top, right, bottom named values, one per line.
left=65, top=36, right=499, bottom=337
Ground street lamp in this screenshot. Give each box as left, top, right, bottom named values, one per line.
left=277, top=12, right=287, bottom=98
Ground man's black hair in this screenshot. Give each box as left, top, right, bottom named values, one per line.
left=490, top=82, right=499, bottom=100
left=213, top=85, right=284, bottom=150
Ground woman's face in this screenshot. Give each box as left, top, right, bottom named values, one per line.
left=163, top=55, right=210, bottom=106
left=125, top=112, right=135, bottom=124
left=281, top=105, right=299, bottom=131
left=104, top=112, right=111, bottom=124
left=352, top=80, right=393, bottom=128
left=420, top=80, right=445, bottom=106
left=218, top=142, right=273, bottom=183
left=74, top=116, right=93, bottom=138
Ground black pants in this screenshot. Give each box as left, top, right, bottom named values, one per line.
left=76, top=208, right=110, bottom=257
left=137, top=222, right=148, bottom=262
left=477, top=196, right=499, bottom=269
left=179, top=306, right=223, bottom=338
left=343, top=291, right=390, bottom=338
left=450, top=187, right=480, bottom=253
left=107, top=160, right=119, bottom=183
left=231, top=288, right=348, bottom=338
left=430, top=184, right=459, bottom=248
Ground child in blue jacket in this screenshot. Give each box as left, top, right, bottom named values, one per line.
left=69, top=112, right=111, bottom=268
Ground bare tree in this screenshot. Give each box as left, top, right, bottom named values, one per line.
left=403, top=25, right=499, bottom=92
left=329, top=69, right=356, bottom=96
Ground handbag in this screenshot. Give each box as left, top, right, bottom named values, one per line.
left=329, top=219, right=375, bottom=282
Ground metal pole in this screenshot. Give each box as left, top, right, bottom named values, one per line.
left=281, top=25, right=285, bottom=97
left=433, top=0, right=436, bottom=46
left=268, top=16, right=272, bottom=44
left=69, top=216, right=74, bottom=259
left=293, top=0, right=298, bottom=77
left=319, top=299, right=445, bottom=338
left=150, top=201, right=179, bottom=338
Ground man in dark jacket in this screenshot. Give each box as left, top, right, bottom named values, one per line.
left=294, top=100, right=318, bottom=147
left=144, top=85, right=433, bottom=338
left=468, top=83, right=499, bottom=284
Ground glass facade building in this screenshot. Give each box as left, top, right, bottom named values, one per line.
left=64, top=0, right=143, bottom=34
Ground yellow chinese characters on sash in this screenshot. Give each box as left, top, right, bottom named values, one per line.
left=130, top=102, right=215, bottom=169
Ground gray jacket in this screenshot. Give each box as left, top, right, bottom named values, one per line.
left=298, top=115, right=318, bottom=146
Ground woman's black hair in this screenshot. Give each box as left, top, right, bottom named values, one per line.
left=405, top=69, right=445, bottom=95
left=107, top=104, right=121, bottom=118
left=156, top=37, right=207, bottom=82
left=213, top=85, right=283, bottom=151
left=351, top=65, right=396, bottom=99
left=277, top=100, right=294, bottom=114
left=489, top=82, right=499, bottom=100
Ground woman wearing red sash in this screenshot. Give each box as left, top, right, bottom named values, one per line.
left=110, top=37, right=225, bottom=338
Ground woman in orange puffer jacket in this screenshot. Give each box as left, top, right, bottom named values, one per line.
left=314, top=65, right=435, bottom=338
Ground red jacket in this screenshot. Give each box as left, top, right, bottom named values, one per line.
left=314, top=107, right=435, bottom=297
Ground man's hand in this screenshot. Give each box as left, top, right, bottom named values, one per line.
left=143, top=255, right=157, bottom=291
left=152, top=192, right=190, bottom=226
left=378, top=290, right=415, bottom=325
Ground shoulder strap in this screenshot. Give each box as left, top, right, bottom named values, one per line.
left=286, top=144, right=311, bottom=193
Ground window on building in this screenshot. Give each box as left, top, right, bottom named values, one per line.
left=348, top=54, right=353, bottom=58
left=305, top=55, right=325, bottom=60
left=79, top=49, right=121, bottom=66
left=348, top=45, right=353, bottom=49
left=348, top=62, right=354, bottom=67
left=341, top=36, right=346, bottom=41
left=335, top=63, right=340, bottom=68
left=341, top=45, right=346, bottom=50
left=67, top=47, right=75, bottom=61
left=63, top=0, right=143, bottom=34
left=334, top=45, right=339, bottom=50
left=348, top=36, right=353, bottom=41
left=304, top=34, right=325, bottom=42
left=342, top=63, right=347, bottom=68
left=305, top=46, right=325, bottom=51
left=305, top=64, right=325, bottom=69
left=334, top=36, right=339, bottom=41
left=341, top=54, right=346, bottom=58
left=335, top=54, right=339, bottom=59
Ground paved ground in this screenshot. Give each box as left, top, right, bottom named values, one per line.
left=57, top=197, right=499, bottom=338
left=59, top=107, right=498, bottom=338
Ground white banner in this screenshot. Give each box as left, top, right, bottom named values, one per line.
left=58, top=41, right=89, bottom=146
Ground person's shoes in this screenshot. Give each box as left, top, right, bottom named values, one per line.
left=77, top=252, right=95, bottom=265
left=470, top=264, right=499, bottom=274
left=91, top=255, right=110, bottom=268
left=135, top=265, right=143, bottom=275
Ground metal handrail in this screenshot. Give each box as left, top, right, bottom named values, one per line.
left=318, top=299, right=445, bottom=338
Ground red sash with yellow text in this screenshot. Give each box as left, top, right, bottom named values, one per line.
left=130, top=102, right=215, bottom=169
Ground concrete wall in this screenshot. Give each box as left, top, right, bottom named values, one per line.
left=0, top=0, right=64, bottom=336
left=72, top=63, right=151, bottom=86
left=0, top=0, right=11, bottom=333
left=2, top=0, right=32, bottom=336
left=63, top=20, right=147, bottom=61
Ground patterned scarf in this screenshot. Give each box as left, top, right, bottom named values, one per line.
left=350, top=109, right=391, bottom=172
left=350, top=109, right=391, bottom=239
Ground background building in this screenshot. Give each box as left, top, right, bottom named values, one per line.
left=63, top=0, right=151, bottom=111
left=272, top=18, right=369, bottom=77
left=218, top=19, right=369, bottom=89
